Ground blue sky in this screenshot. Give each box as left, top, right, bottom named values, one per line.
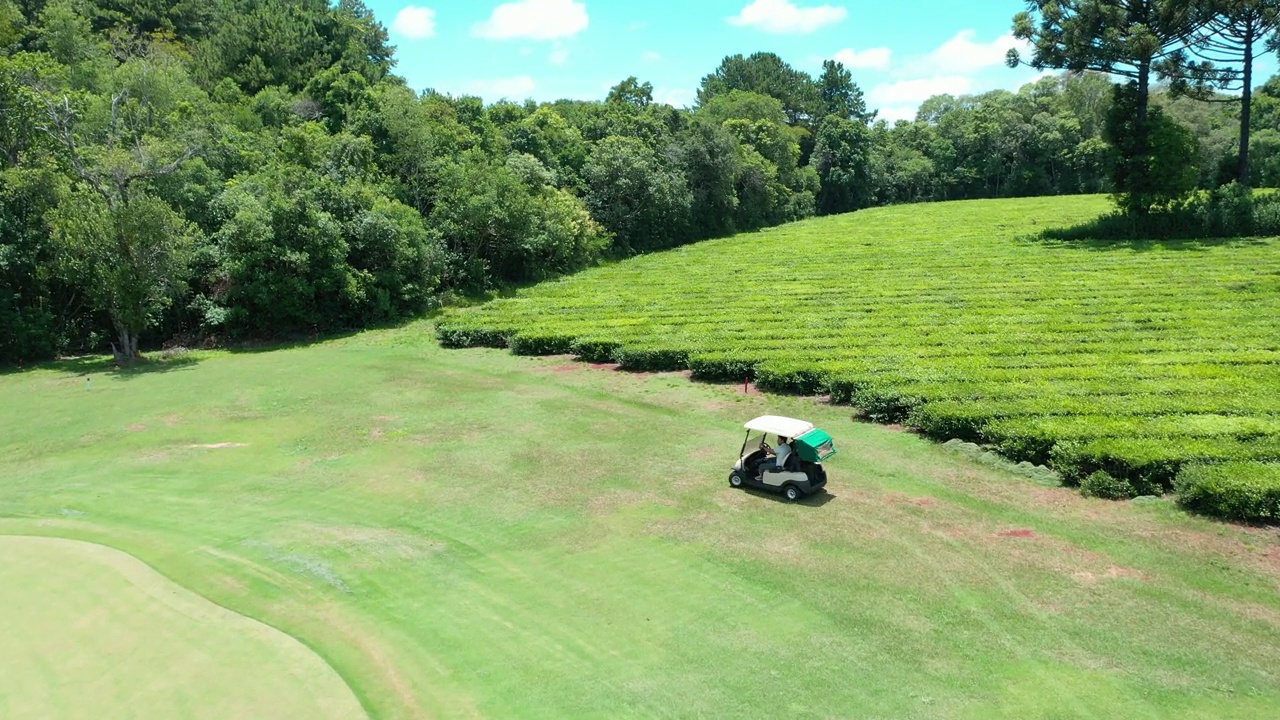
left=363, top=0, right=1055, bottom=121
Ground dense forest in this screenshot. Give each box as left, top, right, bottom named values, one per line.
left=1, top=0, right=1277, bottom=363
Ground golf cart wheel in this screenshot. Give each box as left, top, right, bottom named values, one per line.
left=784, top=485, right=801, bottom=502
left=729, top=472, right=744, bottom=488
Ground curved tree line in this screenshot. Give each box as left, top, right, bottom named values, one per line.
left=1, top=0, right=1278, bottom=363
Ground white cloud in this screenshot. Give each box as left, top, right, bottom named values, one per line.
left=655, top=88, right=696, bottom=108
left=391, top=6, right=437, bottom=39
left=728, top=0, right=847, bottom=34
left=911, top=30, right=1028, bottom=75
left=465, top=75, right=537, bottom=99
left=549, top=45, right=570, bottom=65
left=856, top=31, right=1035, bottom=121
left=875, top=106, right=919, bottom=123
left=474, top=0, right=588, bottom=41
left=832, top=47, right=891, bottom=71
left=642, top=50, right=662, bottom=63
left=868, top=76, right=973, bottom=107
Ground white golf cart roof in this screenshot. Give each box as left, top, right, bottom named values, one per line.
left=744, top=416, right=815, bottom=438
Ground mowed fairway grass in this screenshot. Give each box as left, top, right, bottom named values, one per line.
left=439, top=196, right=1280, bottom=492
left=3, top=324, right=1280, bottom=718
left=0, top=536, right=365, bottom=720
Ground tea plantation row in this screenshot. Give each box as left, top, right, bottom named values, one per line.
left=439, top=196, right=1280, bottom=521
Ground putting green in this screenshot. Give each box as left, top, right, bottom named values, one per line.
left=0, top=535, right=365, bottom=720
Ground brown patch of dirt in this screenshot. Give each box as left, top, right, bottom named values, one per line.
left=1073, top=566, right=1147, bottom=585
left=371, top=415, right=397, bottom=422
left=590, top=363, right=620, bottom=371
left=998, top=529, right=1038, bottom=539
left=549, top=365, right=580, bottom=373
left=163, top=414, right=182, bottom=427
left=369, top=428, right=384, bottom=439
left=128, top=424, right=146, bottom=432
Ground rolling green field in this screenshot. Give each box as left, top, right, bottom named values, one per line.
left=438, top=196, right=1280, bottom=503
left=0, top=536, right=365, bottom=719
left=3, top=323, right=1280, bottom=718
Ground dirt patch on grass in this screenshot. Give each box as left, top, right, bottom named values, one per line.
left=128, top=424, right=147, bottom=432
left=997, top=529, right=1038, bottom=539
left=1073, top=566, right=1147, bottom=585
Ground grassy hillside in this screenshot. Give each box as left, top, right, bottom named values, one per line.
left=2, top=324, right=1280, bottom=718
left=439, top=196, right=1280, bottom=507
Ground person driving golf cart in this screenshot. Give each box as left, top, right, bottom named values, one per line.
left=729, top=416, right=837, bottom=501
left=759, top=435, right=795, bottom=471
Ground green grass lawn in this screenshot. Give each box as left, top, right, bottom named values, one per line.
left=3, top=323, right=1280, bottom=719
left=0, top=536, right=364, bottom=719
left=438, top=196, right=1280, bottom=496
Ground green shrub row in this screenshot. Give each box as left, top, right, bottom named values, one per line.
left=435, top=198, right=1280, bottom=520
left=1175, top=463, right=1280, bottom=523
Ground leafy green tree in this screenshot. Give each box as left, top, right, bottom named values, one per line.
left=812, top=115, right=874, bottom=214
left=817, top=60, right=871, bottom=123
left=0, top=0, right=23, bottom=51
left=504, top=106, right=588, bottom=191
left=671, top=120, right=741, bottom=238
left=212, top=155, right=444, bottom=334
left=869, top=127, right=937, bottom=204
left=583, top=135, right=692, bottom=254
left=430, top=152, right=606, bottom=287
left=698, top=52, right=821, bottom=126
left=37, top=42, right=206, bottom=358
left=697, top=89, right=787, bottom=126
left=607, top=76, right=653, bottom=109
left=1183, top=0, right=1280, bottom=184
left=1106, top=81, right=1199, bottom=212
left=1011, top=1, right=1207, bottom=210
left=49, top=188, right=197, bottom=358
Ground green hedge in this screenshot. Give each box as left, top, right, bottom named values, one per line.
left=508, top=333, right=576, bottom=356
left=1175, top=462, right=1280, bottom=523
left=436, top=325, right=509, bottom=349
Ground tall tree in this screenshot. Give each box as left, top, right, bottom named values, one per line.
left=1009, top=1, right=1206, bottom=207
left=38, top=42, right=205, bottom=358
left=812, top=115, right=874, bottom=214
left=607, top=76, right=653, bottom=109
left=697, top=52, right=820, bottom=127
left=1184, top=0, right=1280, bottom=184
left=817, top=59, right=871, bottom=123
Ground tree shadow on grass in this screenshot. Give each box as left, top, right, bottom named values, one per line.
left=0, top=352, right=203, bottom=382
left=1022, top=214, right=1274, bottom=253
left=2, top=309, right=452, bottom=378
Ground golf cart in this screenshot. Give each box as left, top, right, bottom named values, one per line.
left=729, top=416, right=837, bottom=501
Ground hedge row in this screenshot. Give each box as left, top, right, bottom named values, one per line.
left=1175, top=463, right=1280, bottom=523
left=433, top=199, right=1280, bottom=521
